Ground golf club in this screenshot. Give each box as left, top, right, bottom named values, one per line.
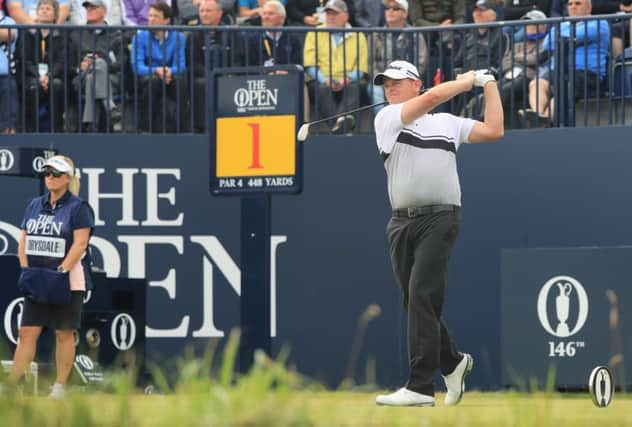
left=297, top=87, right=434, bottom=142
left=297, top=101, right=387, bottom=142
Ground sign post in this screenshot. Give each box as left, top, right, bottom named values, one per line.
left=210, top=66, right=303, bottom=372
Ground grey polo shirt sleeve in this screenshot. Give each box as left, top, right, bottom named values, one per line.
left=374, top=103, right=404, bottom=155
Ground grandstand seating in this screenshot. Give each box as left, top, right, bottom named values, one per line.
left=1, top=14, right=631, bottom=133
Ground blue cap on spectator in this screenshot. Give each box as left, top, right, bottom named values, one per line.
left=82, top=0, right=107, bottom=9
left=521, top=9, right=547, bottom=20
left=324, top=0, right=348, bottom=13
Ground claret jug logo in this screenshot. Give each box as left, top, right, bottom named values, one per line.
left=3, top=297, right=24, bottom=345
left=0, top=149, right=15, bottom=172
left=537, top=275, right=589, bottom=338
left=111, top=313, right=136, bottom=351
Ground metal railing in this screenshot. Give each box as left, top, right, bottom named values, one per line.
left=0, top=15, right=630, bottom=134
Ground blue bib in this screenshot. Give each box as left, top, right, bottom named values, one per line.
left=20, top=191, right=95, bottom=289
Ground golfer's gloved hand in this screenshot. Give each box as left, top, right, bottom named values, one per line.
left=473, top=69, right=496, bottom=87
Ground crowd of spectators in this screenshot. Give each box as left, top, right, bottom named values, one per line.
left=0, top=0, right=630, bottom=133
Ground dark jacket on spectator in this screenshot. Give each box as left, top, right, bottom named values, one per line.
left=286, top=0, right=357, bottom=26
left=69, top=27, right=126, bottom=73
left=454, top=26, right=509, bottom=71
left=15, top=28, right=70, bottom=85
left=186, top=28, right=244, bottom=78
left=245, top=30, right=302, bottom=67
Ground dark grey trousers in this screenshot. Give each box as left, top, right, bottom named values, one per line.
left=386, top=209, right=463, bottom=396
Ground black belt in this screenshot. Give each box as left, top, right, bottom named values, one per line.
left=392, top=204, right=459, bottom=219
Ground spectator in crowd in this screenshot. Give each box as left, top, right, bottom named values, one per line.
left=502, top=0, right=550, bottom=42
left=187, top=0, right=243, bottom=131
left=551, top=0, right=617, bottom=16
left=7, top=0, right=68, bottom=23
left=245, top=0, right=301, bottom=67
left=70, top=0, right=126, bottom=132
left=612, top=0, right=632, bottom=58
left=369, top=0, right=427, bottom=113
left=407, top=0, right=465, bottom=82
left=454, top=0, right=507, bottom=72
left=15, top=0, right=67, bottom=132
left=131, top=1, right=188, bottom=132
left=286, top=0, right=357, bottom=27
left=453, top=0, right=508, bottom=114
left=245, top=1, right=307, bottom=116
left=303, top=0, right=368, bottom=133
left=0, top=11, right=18, bottom=133
left=498, top=9, right=548, bottom=125
left=519, top=0, right=609, bottom=126
left=68, top=0, right=124, bottom=25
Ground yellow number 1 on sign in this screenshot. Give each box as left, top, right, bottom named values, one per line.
left=216, top=115, right=296, bottom=178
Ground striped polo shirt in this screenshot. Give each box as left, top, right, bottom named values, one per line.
left=375, top=103, right=475, bottom=209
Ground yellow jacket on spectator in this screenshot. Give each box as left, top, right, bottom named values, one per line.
left=303, top=28, right=369, bottom=82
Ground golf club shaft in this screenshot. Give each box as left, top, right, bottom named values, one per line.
left=304, top=87, right=431, bottom=128
left=305, top=102, right=388, bottom=127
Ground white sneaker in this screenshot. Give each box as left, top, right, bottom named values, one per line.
left=49, top=383, right=65, bottom=400
left=376, top=387, right=435, bottom=407
left=443, top=353, right=473, bottom=406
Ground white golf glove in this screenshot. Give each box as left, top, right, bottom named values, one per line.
left=473, top=69, right=496, bottom=87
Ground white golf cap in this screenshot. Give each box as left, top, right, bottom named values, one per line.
left=373, top=60, right=420, bottom=85
left=383, top=0, right=408, bottom=11
left=43, top=156, right=73, bottom=173
left=521, top=9, right=547, bottom=20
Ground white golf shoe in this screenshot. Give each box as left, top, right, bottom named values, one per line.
left=443, top=353, right=473, bottom=406
left=49, top=383, right=66, bottom=400
left=375, top=387, right=435, bottom=407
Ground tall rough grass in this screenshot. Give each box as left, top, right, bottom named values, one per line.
left=1, top=330, right=630, bottom=427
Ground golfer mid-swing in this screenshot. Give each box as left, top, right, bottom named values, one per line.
left=374, top=61, right=504, bottom=407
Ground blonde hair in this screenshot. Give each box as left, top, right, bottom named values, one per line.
left=60, top=155, right=81, bottom=196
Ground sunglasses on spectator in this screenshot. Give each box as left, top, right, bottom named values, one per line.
left=568, top=1, right=584, bottom=5
left=384, top=6, right=405, bottom=11
left=42, top=169, right=66, bottom=178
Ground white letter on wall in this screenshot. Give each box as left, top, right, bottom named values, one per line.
left=141, top=168, right=184, bottom=226
left=83, top=168, right=139, bottom=226
left=118, top=236, right=188, bottom=337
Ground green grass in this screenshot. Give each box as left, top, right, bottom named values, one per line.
left=1, top=390, right=630, bottom=427
left=1, top=332, right=630, bottom=426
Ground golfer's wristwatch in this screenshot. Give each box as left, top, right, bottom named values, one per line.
left=57, top=265, right=68, bottom=273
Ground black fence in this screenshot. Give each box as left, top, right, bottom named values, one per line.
left=1, top=14, right=631, bottom=134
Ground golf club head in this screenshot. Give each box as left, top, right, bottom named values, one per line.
left=297, top=123, right=310, bottom=142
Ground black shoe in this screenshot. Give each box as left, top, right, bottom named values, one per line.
left=331, top=115, right=355, bottom=135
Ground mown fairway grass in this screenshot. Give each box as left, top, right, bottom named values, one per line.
left=1, top=390, right=630, bottom=427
